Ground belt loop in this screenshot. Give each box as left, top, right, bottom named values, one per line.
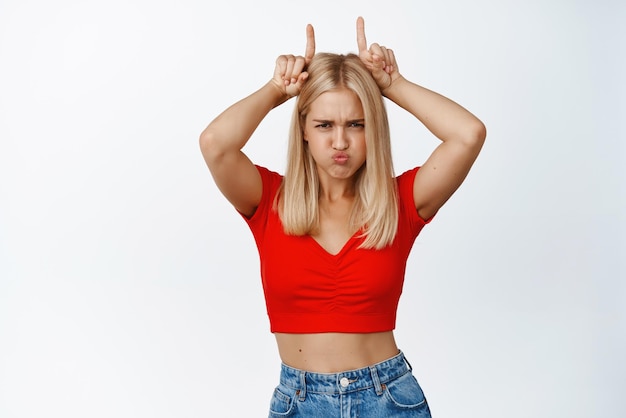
left=298, top=371, right=306, bottom=401
left=369, top=366, right=384, bottom=396
left=402, top=352, right=413, bottom=372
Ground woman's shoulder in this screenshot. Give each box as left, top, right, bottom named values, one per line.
left=255, top=164, right=282, bottom=178
left=395, top=166, right=433, bottom=225
left=253, top=165, right=284, bottom=209
left=255, top=165, right=284, bottom=187
left=395, top=166, right=420, bottom=186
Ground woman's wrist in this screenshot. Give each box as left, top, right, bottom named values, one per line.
left=266, top=79, right=292, bottom=108
left=381, top=75, right=408, bottom=100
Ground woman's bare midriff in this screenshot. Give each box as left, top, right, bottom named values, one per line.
left=274, top=331, right=400, bottom=373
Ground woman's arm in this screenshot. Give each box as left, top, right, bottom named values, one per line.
left=199, top=24, right=316, bottom=217
left=384, top=77, right=486, bottom=221
left=356, top=17, right=486, bottom=220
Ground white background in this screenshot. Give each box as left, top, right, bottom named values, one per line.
left=1, top=0, right=624, bottom=417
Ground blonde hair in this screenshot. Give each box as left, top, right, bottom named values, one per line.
left=278, top=53, right=398, bottom=249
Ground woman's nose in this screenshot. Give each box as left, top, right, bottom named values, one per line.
left=332, top=129, right=348, bottom=150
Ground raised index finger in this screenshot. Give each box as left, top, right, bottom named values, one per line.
left=304, top=24, right=316, bottom=63
left=356, top=16, right=367, bottom=53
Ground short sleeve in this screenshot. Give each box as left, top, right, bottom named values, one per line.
left=396, top=167, right=434, bottom=236
left=240, top=165, right=283, bottom=234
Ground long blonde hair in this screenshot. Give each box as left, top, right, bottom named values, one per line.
left=278, top=53, right=398, bottom=249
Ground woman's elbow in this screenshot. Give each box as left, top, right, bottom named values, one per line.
left=198, top=128, right=212, bottom=152
left=199, top=128, right=225, bottom=166
left=464, top=119, right=486, bottom=151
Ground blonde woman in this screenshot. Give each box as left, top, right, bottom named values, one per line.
left=200, top=17, right=485, bottom=418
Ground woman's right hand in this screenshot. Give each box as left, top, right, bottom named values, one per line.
left=271, top=23, right=316, bottom=98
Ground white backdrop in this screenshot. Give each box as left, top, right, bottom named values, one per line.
left=1, top=1, right=624, bottom=417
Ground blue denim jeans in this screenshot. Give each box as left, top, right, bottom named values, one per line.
left=268, top=351, right=432, bottom=417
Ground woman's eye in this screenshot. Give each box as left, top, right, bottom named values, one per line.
left=316, top=123, right=330, bottom=128
left=350, top=122, right=365, bottom=128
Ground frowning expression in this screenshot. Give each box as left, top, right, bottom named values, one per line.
left=303, top=88, right=367, bottom=182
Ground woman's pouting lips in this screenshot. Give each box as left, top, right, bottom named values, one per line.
left=332, top=152, right=349, bottom=163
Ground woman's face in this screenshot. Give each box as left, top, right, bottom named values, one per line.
left=303, top=88, right=367, bottom=184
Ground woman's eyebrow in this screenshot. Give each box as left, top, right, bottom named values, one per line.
left=311, top=118, right=365, bottom=123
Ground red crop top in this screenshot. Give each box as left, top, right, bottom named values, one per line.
left=241, top=165, right=430, bottom=333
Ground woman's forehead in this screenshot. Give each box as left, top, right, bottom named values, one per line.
left=307, top=89, right=364, bottom=118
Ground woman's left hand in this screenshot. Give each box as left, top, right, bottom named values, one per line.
left=356, top=16, right=401, bottom=92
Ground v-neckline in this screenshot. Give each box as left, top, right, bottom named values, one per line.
left=308, top=230, right=361, bottom=257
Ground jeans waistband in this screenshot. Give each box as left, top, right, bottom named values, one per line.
left=279, top=351, right=412, bottom=396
